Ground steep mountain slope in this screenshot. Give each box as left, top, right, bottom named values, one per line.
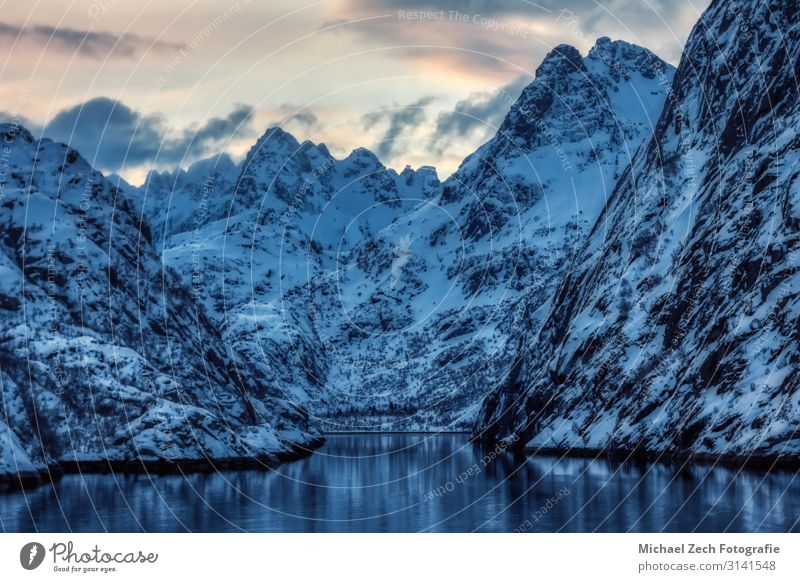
left=156, top=128, right=441, bottom=430
left=312, top=38, right=674, bottom=429
left=477, top=0, right=800, bottom=461
left=138, top=153, right=242, bottom=250
left=0, top=123, right=320, bottom=489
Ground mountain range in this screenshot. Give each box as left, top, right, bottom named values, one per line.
left=1, top=0, right=798, bottom=489
left=477, top=0, right=800, bottom=465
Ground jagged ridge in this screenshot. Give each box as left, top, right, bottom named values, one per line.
left=476, top=0, right=800, bottom=463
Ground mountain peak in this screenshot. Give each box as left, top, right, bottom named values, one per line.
left=535, top=44, right=585, bottom=78
left=476, top=0, right=800, bottom=460
left=307, top=140, right=331, bottom=158
left=587, top=37, right=671, bottom=80
left=344, top=146, right=383, bottom=168
left=500, top=37, right=668, bottom=145
left=241, top=125, right=303, bottom=171
left=257, top=125, right=301, bottom=147
left=0, top=122, right=34, bottom=144
left=588, top=36, right=634, bottom=58
left=186, top=152, right=237, bottom=178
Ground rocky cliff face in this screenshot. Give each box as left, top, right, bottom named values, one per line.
left=137, top=153, right=242, bottom=250
left=152, top=127, right=441, bottom=430
left=477, top=0, right=800, bottom=461
left=139, top=39, right=673, bottom=433
left=307, top=38, right=673, bottom=429
left=0, top=124, right=320, bottom=488
left=4, top=0, right=795, bottom=484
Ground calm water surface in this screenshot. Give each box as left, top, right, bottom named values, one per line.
left=1, top=434, right=797, bottom=532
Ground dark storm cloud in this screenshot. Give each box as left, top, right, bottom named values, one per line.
left=44, top=98, right=163, bottom=169
left=0, top=22, right=181, bottom=58
left=44, top=98, right=256, bottom=172
left=431, top=74, right=530, bottom=152
left=363, top=96, right=437, bottom=159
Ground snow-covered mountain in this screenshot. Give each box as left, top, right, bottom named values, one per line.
left=477, top=0, right=800, bottom=462
left=146, top=39, right=673, bottom=432
left=149, top=128, right=441, bottom=430
left=4, top=0, right=796, bottom=490
left=307, top=38, right=673, bottom=429
left=138, top=153, right=242, bottom=250
left=0, top=124, right=321, bottom=488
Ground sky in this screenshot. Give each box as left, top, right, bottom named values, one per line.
left=0, top=0, right=710, bottom=183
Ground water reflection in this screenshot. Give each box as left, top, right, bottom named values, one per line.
left=0, top=434, right=797, bottom=532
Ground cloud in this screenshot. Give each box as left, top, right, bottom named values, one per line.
left=0, top=22, right=180, bottom=58
left=337, top=0, right=539, bottom=17
left=540, top=0, right=708, bottom=63
left=44, top=98, right=162, bottom=169
left=326, top=14, right=543, bottom=80
left=44, top=97, right=256, bottom=172
left=356, top=0, right=698, bottom=22
left=285, top=111, right=319, bottom=129
left=363, top=96, right=437, bottom=159
left=274, top=105, right=321, bottom=134
left=181, top=104, right=255, bottom=158
left=326, top=0, right=708, bottom=80
left=431, top=74, right=530, bottom=153
left=0, top=111, right=42, bottom=135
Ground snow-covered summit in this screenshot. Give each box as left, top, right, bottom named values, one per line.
left=300, top=38, right=675, bottom=429
left=477, top=0, right=800, bottom=462
left=0, top=122, right=321, bottom=487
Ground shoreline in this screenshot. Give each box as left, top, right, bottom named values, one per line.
left=4, top=435, right=799, bottom=494
left=522, top=445, right=800, bottom=472
left=0, top=436, right=325, bottom=493
left=324, top=430, right=470, bottom=435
